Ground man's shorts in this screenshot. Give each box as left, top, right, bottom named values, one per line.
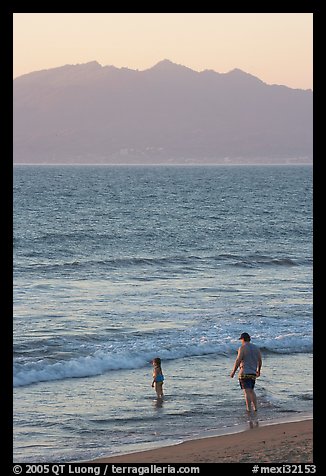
left=239, top=376, right=256, bottom=390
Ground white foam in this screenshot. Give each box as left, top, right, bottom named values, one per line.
left=13, top=344, right=219, bottom=387
left=13, top=335, right=312, bottom=387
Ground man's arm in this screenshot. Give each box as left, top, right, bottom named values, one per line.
left=230, top=347, right=243, bottom=378
left=256, top=349, right=262, bottom=377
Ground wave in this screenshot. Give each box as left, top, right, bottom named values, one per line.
left=232, top=257, right=299, bottom=268
left=14, top=336, right=312, bottom=388
left=14, top=254, right=202, bottom=273
left=298, top=393, right=313, bottom=401
left=14, top=252, right=310, bottom=275
left=13, top=344, right=220, bottom=387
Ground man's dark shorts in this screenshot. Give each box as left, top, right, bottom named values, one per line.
left=239, top=376, right=256, bottom=390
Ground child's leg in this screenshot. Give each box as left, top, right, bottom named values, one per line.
left=155, top=383, right=164, bottom=398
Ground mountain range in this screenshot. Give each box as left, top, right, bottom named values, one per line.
left=13, top=59, right=313, bottom=164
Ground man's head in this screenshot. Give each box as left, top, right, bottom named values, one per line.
left=239, top=332, right=251, bottom=344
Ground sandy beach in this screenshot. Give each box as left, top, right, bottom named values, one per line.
left=92, top=419, right=312, bottom=464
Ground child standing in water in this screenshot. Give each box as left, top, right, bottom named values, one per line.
left=151, top=357, right=164, bottom=398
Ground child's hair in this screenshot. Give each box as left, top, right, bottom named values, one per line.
left=152, top=357, right=161, bottom=366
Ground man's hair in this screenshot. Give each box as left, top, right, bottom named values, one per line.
left=240, top=332, right=251, bottom=342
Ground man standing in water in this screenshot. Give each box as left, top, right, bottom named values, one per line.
left=230, top=332, right=262, bottom=412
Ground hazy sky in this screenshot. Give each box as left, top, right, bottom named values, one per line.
left=13, top=13, right=313, bottom=89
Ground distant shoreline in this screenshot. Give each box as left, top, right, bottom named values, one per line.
left=13, top=162, right=313, bottom=167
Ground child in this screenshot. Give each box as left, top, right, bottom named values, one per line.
left=151, top=357, right=164, bottom=399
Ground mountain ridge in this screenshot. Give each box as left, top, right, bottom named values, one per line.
left=13, top=59, right=313, bottom=164
left=15, top=59, right=311, bottom=91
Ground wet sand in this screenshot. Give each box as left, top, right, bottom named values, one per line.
left=90, top=419, right=312, bottom=463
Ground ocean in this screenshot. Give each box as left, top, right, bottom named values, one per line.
left=13, top=165, right=313, bottom=462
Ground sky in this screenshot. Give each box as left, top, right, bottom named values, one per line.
left=13, top=13, right=313, bottom=90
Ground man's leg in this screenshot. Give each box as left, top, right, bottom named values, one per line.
left=247, top=389, right=257, bottom=411
left=243, top=389, right=251, bottom=411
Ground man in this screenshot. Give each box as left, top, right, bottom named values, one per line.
left=230, top=332, right=262, bottom=412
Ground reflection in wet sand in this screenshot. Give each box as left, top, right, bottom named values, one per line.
left=153, top=397, right=164, bottom=409
left=248, top=412, right=259, bottom=429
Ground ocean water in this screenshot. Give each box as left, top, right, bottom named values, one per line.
left=13, top=165, right=313, bottom=462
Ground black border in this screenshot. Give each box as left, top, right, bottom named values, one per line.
left=8, top=5, right=320, bottom=473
